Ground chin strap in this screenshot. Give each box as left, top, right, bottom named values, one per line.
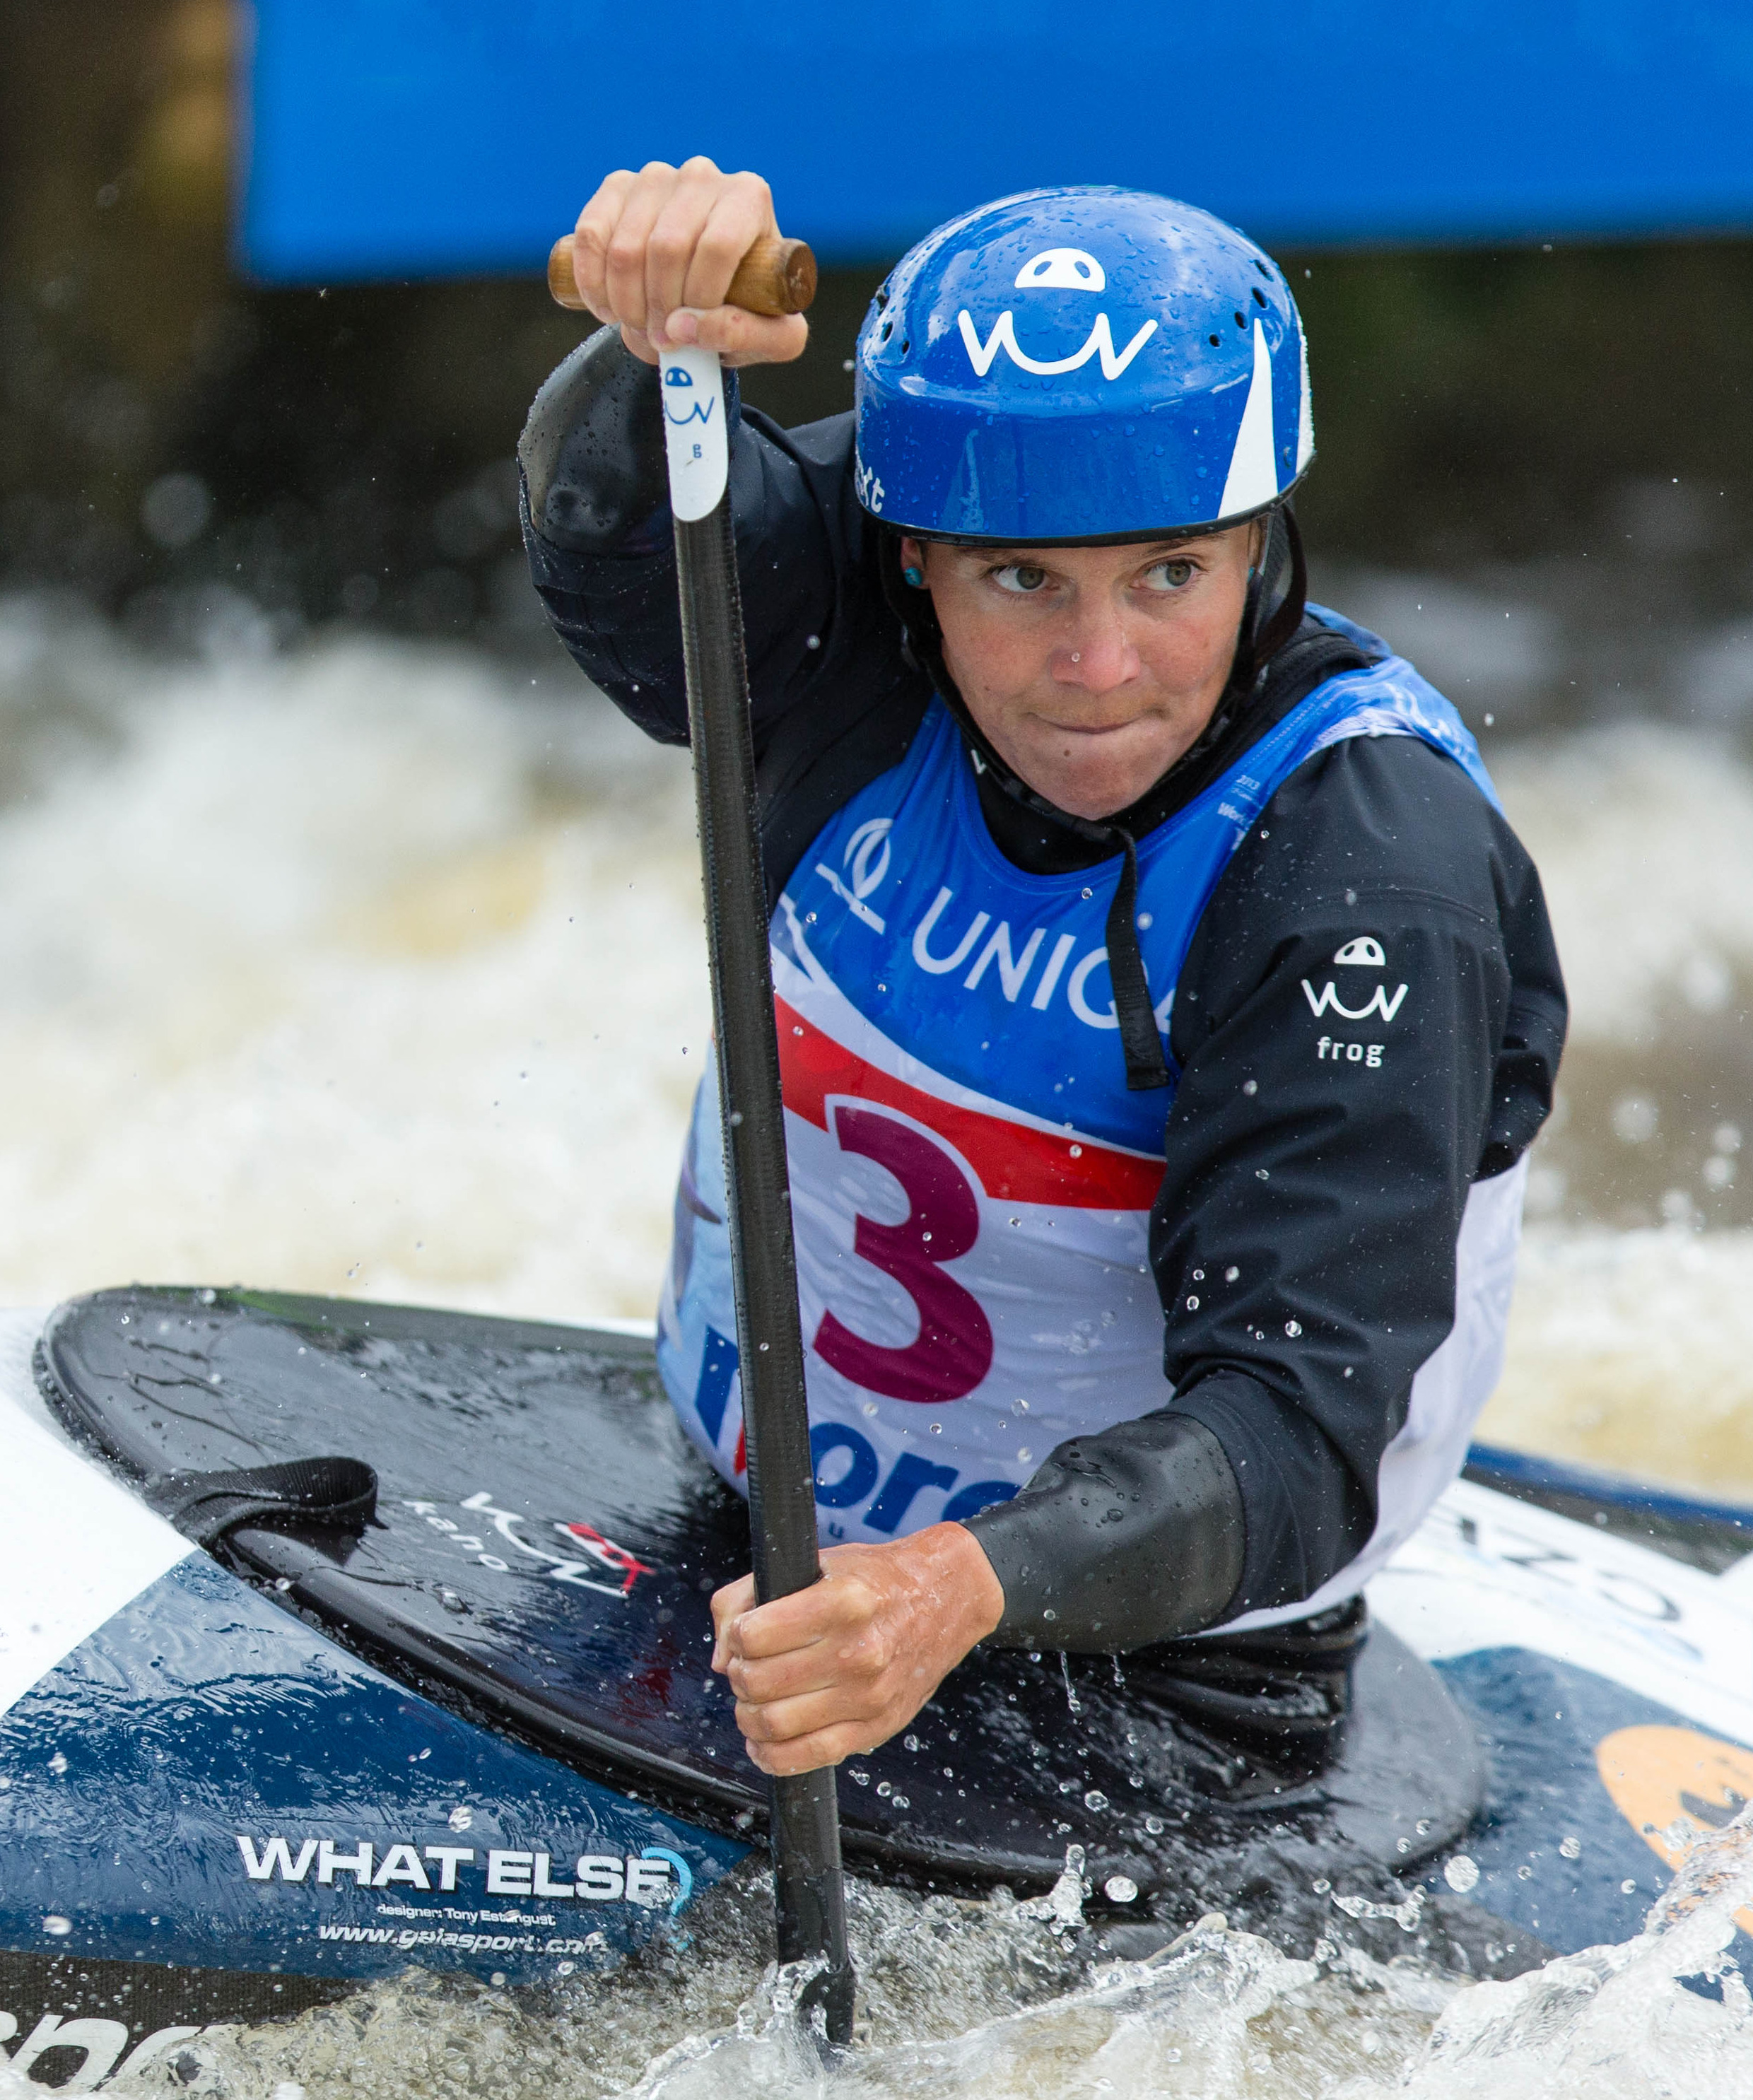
left=877, top=506, right=1306, bottom=1093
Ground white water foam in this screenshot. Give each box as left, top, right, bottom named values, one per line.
left=68, top=1818, right=1753, bottom=2099
left=0, top=595, right=707, bottom=1323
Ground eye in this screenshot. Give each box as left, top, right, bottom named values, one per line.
left=990, top=563, right=1052, bottom=594
left=1142, top=558, right=1197, bottom=590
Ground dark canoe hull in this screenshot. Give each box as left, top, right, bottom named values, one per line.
left=2, top=1287, right=1750, bottom=2083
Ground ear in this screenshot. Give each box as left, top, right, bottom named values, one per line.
left=898, top=535, right=930, bottom=589
left=1246, top=517, right=1267, bottom=573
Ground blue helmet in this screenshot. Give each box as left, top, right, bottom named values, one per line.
left=854, top=188, right=1313, bottom=544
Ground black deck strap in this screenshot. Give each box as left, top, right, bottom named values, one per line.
left=143, top=1455, right=377, bottom=1550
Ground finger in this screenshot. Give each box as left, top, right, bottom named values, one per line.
left=571, top=168, right=637, bottom=319
left=727, top=1624, right=886, bottom=1708
left=670, top=307, right=809, bottom=368
left=601, top=160, right=679, bottom=334
left=710, top=1574, right=758, bottom=1669
left=736, top=1681, right=889, bottom=1749
left=744, top=1720, right=892, bottom=1778
left=643, top=156, right=725, bottom=341
left=725, top=1577, right=878, bottom=1662
left=618, top=322, right=659, bottom=367
left=680, top=170, right=777, bottom=314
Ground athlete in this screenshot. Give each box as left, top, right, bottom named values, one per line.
left=519, top=160, right=1566, bottom=1788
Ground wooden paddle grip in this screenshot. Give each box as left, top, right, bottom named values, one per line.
left=546, top=231, right=816, bottom=317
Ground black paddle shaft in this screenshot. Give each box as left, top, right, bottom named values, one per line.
left=672, top=494, right=857, bottom=2046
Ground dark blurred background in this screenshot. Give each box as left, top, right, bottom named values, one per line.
left=5, top=0, right=1751, bottom=690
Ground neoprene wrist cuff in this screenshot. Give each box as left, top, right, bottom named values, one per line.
left=963, top=1412, right=1245, bottom=1652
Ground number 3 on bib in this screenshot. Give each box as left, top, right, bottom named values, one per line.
left=811, top=1105, right=995, bottom=1404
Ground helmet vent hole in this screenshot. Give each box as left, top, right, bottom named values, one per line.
left=900, top=339, right=910, bottom=356
left=1254, top=259, right=1271, bottom=278
left=1233, top=311, right=1247, bottom=329
left=1207, top=333, right=1220, bottom=346
left=1252, top=287, right=1268, bottom=307
left=876, top=289, right=890, bottom=310
left=881, top=318, right=893, bottom=341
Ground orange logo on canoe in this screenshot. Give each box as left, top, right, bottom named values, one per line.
left=1597, top=1725, right=1753, bottom=1932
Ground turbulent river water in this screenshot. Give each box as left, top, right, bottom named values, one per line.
left=2, top=572, right=1752, bottom=2096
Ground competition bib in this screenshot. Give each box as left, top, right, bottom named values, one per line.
left=656, top=630, right=1506, bottom=1621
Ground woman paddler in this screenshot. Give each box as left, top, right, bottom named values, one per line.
left=518, top=161, right=1567, bottom=1786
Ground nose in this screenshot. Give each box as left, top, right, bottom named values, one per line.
left=1050, top=598, right=1139, bottom=693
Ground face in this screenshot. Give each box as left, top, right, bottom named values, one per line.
left=901, top=526, right=1259, bottom=822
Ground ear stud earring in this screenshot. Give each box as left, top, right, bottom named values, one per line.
left=902, top=565, right=925, bottom=587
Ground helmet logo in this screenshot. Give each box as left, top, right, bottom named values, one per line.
left=956, top=241, right=1154, bottom=383
left=1014, top=247, right=1105, bottom=293
left=958, top=309, right=1157, bottom=383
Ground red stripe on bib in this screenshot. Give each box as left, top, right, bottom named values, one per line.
left=776, top=997, right=1162, bottom=1212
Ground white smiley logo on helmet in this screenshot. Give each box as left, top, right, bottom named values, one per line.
left=958, top=245, right=1156, bottom=383
left=1014, top=247, right=1106, bottom=293
left=1334, top=936, right=1386, bottom=968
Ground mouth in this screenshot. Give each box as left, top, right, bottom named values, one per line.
left=1038, top=715, right=1151, bottom=741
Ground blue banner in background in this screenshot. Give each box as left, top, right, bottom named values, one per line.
left=242, top=1, right=1753, bottom=281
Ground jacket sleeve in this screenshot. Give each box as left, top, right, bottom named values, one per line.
left=966, top=734, right=1566, bottom=1643
left=517, top=325, right=891, bottom=757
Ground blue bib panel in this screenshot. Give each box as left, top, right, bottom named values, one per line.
left=657, top=624, right=1510, bottom=1616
